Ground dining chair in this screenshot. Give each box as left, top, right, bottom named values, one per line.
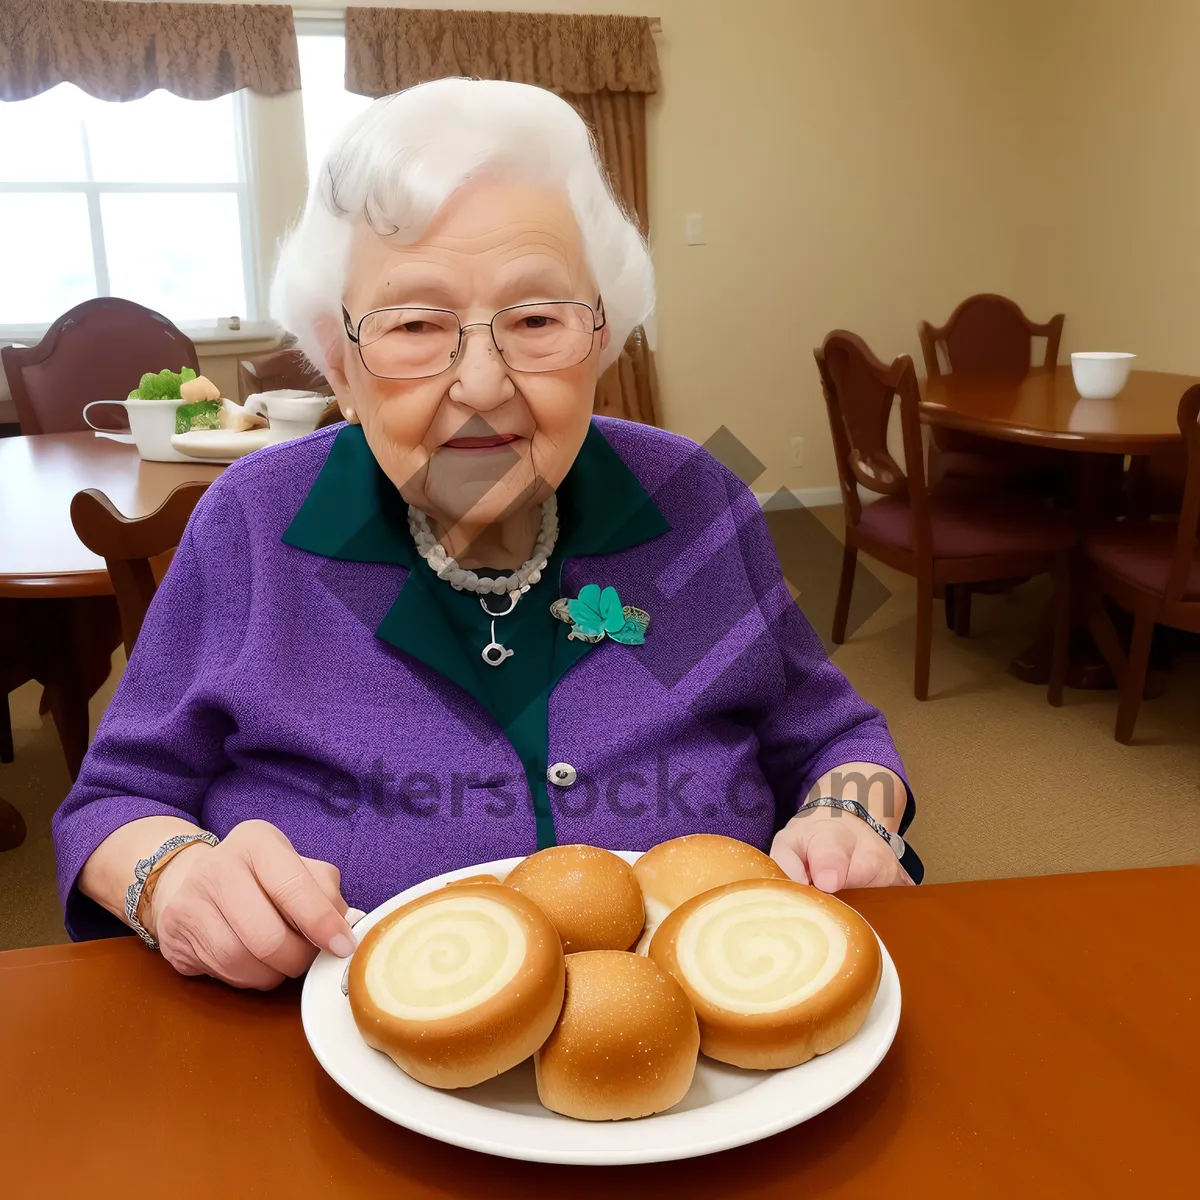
left=237, top=345, right=331, bottom=402
left=1079, top=385, right=1200, bottom=743
left=918, top=293, right=1068, bottom=486
left=1, top=297, right=199, bottom=435
left=70, top=482, right=210, bottom=657
left=816, top=330, right=1076, bottom=701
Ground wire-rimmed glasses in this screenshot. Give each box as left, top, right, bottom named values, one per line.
left=342, top=299, right=606, bottom=380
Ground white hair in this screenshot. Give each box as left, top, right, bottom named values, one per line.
left=271, top=78, right=654, bottom=376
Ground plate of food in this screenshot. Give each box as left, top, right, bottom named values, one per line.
left=301, top=837, right=900, bottom=1165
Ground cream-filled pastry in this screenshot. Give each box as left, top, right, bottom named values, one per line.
left=648, top=878, right=880, bottom=1069
left=348, top=882, right=564, bottom=1088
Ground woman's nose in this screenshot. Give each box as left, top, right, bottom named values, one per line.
left=447, top=324, right=515, bottom=409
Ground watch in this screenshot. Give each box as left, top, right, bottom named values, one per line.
left=796, top=796, right=923, bottom=883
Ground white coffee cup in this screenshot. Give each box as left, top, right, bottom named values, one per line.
left=244, top=390, right=329, bottom=443
left=83, top=398, right=193, bottom=463
left=1070, top=352, right=1136, bottom=400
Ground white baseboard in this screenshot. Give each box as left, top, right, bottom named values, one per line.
left=753, top=486, right=843, bottom=509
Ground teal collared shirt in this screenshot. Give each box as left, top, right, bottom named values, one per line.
left=282, top=421, right=670, bottom=849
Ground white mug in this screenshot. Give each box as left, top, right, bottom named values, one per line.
left=244, top=390, right=329, bottom=444
left=82, top=398, right=193, bottom=463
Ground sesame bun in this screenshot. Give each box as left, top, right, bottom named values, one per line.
left=505, top=845, right=645, bottom=954
left=632, top=834, right=787, bottom=954
left=535, top=951, right=700, bottom=1120
left=348, top=883, right=564, bottom=1089
left=647, top=878, right=881, bottom=1070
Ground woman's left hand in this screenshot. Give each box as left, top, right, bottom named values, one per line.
left=771, top=807, right=913, bottom=892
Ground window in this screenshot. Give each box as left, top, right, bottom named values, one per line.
left=0, top=85, right=254, bottom=327
left=298, top=33, right=373, bottom=190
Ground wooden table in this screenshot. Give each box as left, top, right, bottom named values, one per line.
left=0, top=433, right=222, bottom=847
left=920, top=366, right=1199, bottom=687
left=2, top=866, right=1195, bottom=1197
left=920, top=365, right=1197, bottom=453
left=0, top=431, right=222, bottom=597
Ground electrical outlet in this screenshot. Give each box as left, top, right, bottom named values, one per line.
left=789, top=437, right=804, bottom=467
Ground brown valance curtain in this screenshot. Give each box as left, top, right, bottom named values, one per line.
left=344, top=10, right=658, bottom=97
left=0, top=1, right=300, bottom=102
left=345, top=8, right=662, bottom=426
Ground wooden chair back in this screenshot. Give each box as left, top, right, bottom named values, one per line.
left=815, top=330, right=929, bottom=556
left=70, top=483, right=209, bottom=657
left=1165, top=384, right=1200, bottom=609
left=918, top=294, right=1064, bottom=381
left=2, top=298, right=199, bottom=435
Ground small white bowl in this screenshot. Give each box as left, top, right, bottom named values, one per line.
left=1071, top=352, right=1136, bottom=400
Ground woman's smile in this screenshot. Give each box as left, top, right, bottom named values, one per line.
left=441, top=433, right=526, bottom=452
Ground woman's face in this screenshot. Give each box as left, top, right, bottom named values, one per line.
left=323, top=178, right=610, bottom=531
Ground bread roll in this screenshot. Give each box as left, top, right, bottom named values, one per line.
left=535, top=951, right=699, bottom=1120
left=444, top=873, right=499, bottom=887
left=648, top=878, right=881, bottom=1069
left=632, top=834, right=787, bottom=954
left=505, top=845, right=644, bottom=953
left=348, top=882, right=564, bottom=1089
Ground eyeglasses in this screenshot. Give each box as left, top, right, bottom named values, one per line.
left=341, top=299, right=606, bottom=380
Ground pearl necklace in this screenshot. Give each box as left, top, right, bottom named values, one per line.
left=407, top=497, right=559, bottom=667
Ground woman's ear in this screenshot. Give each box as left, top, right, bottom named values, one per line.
left=314, top=314, right=359, bottom=424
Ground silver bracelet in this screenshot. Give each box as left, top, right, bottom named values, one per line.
left=797, top=796, right=907, bottom=861
left=124, top=831, right=219, bottom=949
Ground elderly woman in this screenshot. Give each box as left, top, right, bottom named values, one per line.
left=53, top=79, right=921, bottom=989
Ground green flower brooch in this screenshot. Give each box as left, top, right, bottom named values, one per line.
left=551, top=584, right=650, bottom=645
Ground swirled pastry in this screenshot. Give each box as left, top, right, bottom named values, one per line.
left=348, top=883, right=565, bottom=1089
left=535, top=951, right=700, bottom=1120
left=648, top=878, right=881, bottom=1069
left=632, top=834, right=787, bottom=954
left=505, top=845, right=645, bottom=953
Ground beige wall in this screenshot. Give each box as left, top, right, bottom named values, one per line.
left=1020, top=0, right=1200, bottom=375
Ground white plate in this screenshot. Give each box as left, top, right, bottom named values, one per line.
left=301, top=852, right=901, bottom=1166
left=170, top=429, right=272, bottom=463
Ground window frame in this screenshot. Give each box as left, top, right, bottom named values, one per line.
left=0, top=88, right=261, bottom=338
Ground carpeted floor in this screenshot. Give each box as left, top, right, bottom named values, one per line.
left=2, top=503, right=1198, bottom=952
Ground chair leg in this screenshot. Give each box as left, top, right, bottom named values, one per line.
left=1115, top=613, right=1155, bottom=744
left=953, top=587, right=972, bottom=638
left=914, top=577, right=934, bottom=701
left=44, top=681, right=90, bottom=782
left=1048, top=557, right=1072, bottom=707
left=1085, top=592, right=1128, bottom=680
left=944, top=584, right=955, bottom=631
left=0, top=694, right=13, bottom=764
left=832, top=545, right=858, bottom=645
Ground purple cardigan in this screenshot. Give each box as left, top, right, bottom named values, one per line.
left=53, top=418, right=914, bottom=939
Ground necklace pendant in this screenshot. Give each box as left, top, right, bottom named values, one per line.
left=482, top=640, right=514, bottom=667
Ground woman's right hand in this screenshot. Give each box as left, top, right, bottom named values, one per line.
left=144, top=819, right=357, bottom=990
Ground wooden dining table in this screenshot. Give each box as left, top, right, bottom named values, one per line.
left=920, top=365, right=1199, bottom=687
left=0, top=432, right=222, bottom=848
left=2, top=865, right=1195, bottom=1198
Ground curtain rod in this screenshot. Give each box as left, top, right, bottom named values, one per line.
left=294, top=8, right=662, bottom=33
